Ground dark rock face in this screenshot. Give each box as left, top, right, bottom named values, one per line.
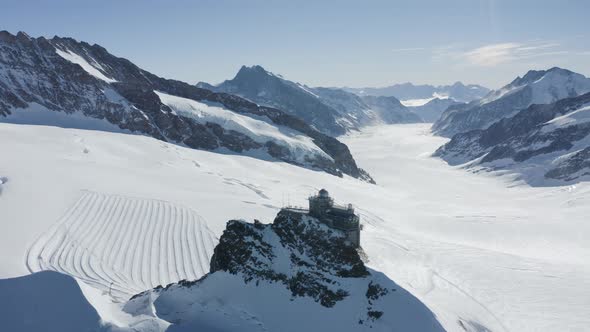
left=545, top=147, right=590, bottom=181
left=125, top=209, right=446, bottom=332
left=434, top=92, right=590, bottom=184
left=210, top=210, right=370, bottom=307
left=433, top=67, right=590, bottom=137
left=0, top=31, right=373, bottom=182
left=197, top=65, right=422, bottom=136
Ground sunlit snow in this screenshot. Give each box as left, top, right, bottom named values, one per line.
left=55, top=48, right=118, bottom=83
left=1, top=123, right=589, bottom=331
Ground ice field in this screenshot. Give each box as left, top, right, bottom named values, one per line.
left=1, top=122, right=589, bottom=331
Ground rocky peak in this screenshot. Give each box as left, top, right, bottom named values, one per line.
left=210, top=210, right=370, bottom=307
left=233, top=64, right=277, bottom=82
left=125, top=209, right=445, bottom=331
left=0, top=30, right=17, bottom=43
left=511, top=67, right=577, bottom=87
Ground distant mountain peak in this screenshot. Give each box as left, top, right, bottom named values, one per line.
left=342, top=81, right=490, bottom=103
left=512, top=67, right=578, bottom=87
left=234, top=64, right=282, bottom=80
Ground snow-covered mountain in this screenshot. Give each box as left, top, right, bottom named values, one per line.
left=343, top=81, right=489, bottom=104
left=126, top=210, right=445, bottom=331
left=435, top=92, right=590, bottom=185
left=360, top=95, right=423, bottom=123
left=408, top=98, right=465, bottom=123
left=0, top=31, right=372, bottom=182
left=433, top=67, right=590, bottom=137
left=197, top=65, right=422, bottom=135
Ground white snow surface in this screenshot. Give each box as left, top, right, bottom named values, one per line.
left=55, top=47, right=118, bottom=83
left=26, top=191, right=216, bottom=301
left=1, top=123, right=589, bottom=331
left=479, top=69, right=590, bottom=106
left=155, top=91, right=332, bottom=163
left=401, top=97, right=436, bottom=107
left=541, top=103, right=590, bottom=133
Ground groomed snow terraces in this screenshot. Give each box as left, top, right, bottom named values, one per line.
left=26, top=191, right=217, bottom=301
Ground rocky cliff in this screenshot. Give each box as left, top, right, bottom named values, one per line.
left=125, top=210, right=444, bottom=332
left=0, top=31, right=373, bottom=182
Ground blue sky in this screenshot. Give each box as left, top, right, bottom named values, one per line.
left=1, top=0, right=589, bottom=89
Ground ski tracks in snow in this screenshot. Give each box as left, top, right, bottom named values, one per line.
left=25, top=191, right=217, bottom=301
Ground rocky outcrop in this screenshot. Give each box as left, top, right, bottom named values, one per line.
left=210, top=210, right=370, bottom=307
left=0, top=31, right=373, bottom=182
left=125, top=209, right=445, bottom=332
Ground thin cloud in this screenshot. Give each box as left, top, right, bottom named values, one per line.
left=463, top=42, right=521, bottom=66
left=460, top=41, right=565, bottom=66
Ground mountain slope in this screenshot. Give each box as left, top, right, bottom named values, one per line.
left=343, top=81, right=489, bottom=103
left=197, top=65, right=422, bottom=135
left=432, top=67, right=590, bottom=137
left=434, top=92, right=590, bottom=185
left=126, top=210, right=445, bottom=332
left=0, top=31, right=372, bottom=181
left=361, top=95, right=423, bottom=123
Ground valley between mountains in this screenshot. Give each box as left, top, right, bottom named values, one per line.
left=1, top=122, right=589, bottom=331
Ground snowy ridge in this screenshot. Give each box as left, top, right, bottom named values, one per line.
left=433, top=67, right=590, bottom=137
left=0, top=31, right=371, bottom=181
left=435, top=93, right=590, bottom=185
left=26, top=191, right=217, bottom=301
left=343, top=82, right=489, bottom=103
left=541, top=103, right=590, bottom=133
left=54, top=47, right=117, bottom=83
left=155, top=91, right=332, bottom=163
left=197, top=65, right=422, bottom=135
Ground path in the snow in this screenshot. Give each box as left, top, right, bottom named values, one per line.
left=25, top=191, right=217, bottom=301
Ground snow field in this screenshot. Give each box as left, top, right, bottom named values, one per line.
left=2, top=122, right=589, bottom=331
left=26, top=190, right=216, bottom=301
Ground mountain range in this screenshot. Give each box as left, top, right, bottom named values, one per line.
left=197, top=65, right=422, bottom=136
left=432, top=67, right=590, bottom=137
left=435, top=91, right=590, bottom=185
left=0, top=31, right=373, bottom=182
left=342, top=81, right=490, bottom=103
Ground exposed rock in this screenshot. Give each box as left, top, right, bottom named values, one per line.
left=434, top=92, right=590, bottom=185
left=0, top=31, right=373, bottom=182
left=124, top=207, right=445, bottom=332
